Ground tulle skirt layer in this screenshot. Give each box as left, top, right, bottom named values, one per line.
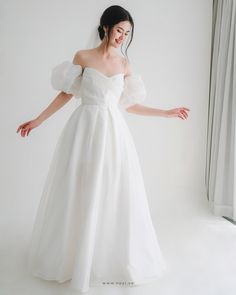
left=27, top=104, right=167, bottom=293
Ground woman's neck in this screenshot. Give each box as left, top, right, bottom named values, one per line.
left=95, top=39, right=117, bottom=58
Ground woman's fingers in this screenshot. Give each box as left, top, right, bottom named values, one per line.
left=166, top=107, right=190, bottom=120
left=19, top=126, right=28, bottom=137
left=16, top=120, right=32, bottom=133
left=16, top=120, right=34, bottom=136
left=178, top=108, right=189, bottom=120
left=16, top=125, right=23, bottom=133
left=27, top=129, right=32, bottom=136
left=180, top=108, right=190, bottom=118
left=181, top=110, right=188, bottom=119
left=24, top=127, right=29, bottom=137
left=17, top=125, right=26, bottom=133
left=21, top=128, right=25, bottom=137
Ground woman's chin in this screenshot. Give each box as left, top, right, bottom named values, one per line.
left=108, top=41, right=123, bottom=48
left=114, top=42, right=122, bottom=48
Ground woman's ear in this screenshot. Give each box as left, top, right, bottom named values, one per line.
left=103, top=25, right=108, bottom=34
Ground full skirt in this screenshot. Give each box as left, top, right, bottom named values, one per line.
left=27, top=104, right=167, bottom=293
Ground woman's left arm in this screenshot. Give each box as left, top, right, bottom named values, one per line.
left=126, top=104, right=190, bottom=120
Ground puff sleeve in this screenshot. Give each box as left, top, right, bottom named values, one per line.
left=119, top=73, right=147, bottom=109
left=51, top=61, right=83, bottom=99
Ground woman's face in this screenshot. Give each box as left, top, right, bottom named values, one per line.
left=104, top=21, right=132, bottom=48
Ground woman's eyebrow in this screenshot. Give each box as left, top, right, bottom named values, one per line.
left=117, top=26, right=130, bottom=32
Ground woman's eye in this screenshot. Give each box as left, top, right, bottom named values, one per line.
left=117, top=29, right=129, bottom=36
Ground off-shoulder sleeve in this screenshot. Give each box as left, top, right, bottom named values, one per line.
left=119, top=73, right=147, bottom=109
left=51, top=60, right=83, bottom=98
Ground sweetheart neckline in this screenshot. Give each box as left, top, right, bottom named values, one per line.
left=83, top=67, right=125, bottom=79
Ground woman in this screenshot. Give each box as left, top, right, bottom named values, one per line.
left=16, top=5, right=190, bottom=293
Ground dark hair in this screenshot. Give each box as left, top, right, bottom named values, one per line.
left=97, top=5, right=134, bottom=59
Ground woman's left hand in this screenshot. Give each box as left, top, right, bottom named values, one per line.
left=165, top=107, right=190, bottom=120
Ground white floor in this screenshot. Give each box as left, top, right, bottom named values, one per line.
left=1, top=186, right=236, bottom=295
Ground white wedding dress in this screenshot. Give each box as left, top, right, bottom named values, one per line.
left=27, top=60, right=167, bottom=293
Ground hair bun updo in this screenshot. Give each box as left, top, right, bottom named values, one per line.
left=98, top=25, right=105, bottom=40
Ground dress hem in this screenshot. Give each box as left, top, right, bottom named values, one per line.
left=31, top=267, right=167, bottom=293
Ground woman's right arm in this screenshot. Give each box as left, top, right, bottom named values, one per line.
left=36, top=91, right=73, bottom=123
left=17, top=51, right=84, bottom=137
left=36, top=51, right=84, bottom=124
left=16, top=91, right=73, bottom=137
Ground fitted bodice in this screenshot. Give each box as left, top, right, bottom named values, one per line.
left=79, top=67, right=125, bottom=107
left=51, top=60, right=147, bottom=109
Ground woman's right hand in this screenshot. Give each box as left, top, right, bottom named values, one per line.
left=16, top=118, right=42, bottom=137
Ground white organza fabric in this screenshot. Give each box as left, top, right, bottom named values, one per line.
left=119, top=73, right=146, bottom=108
left=51, top=61, right=83, bottom=98
left=27, top=60, right=167, bottom=293
left=50, top=60, right=146, bottom=108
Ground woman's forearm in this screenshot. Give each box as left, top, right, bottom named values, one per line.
left=36, top=91, right=73, bottom=123
left=126, top=104, right=167, bottom=117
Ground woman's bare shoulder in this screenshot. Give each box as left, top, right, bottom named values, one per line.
left=122, top=57, right=133, bottom=77
left=72, top=49, right=93, bottom=66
